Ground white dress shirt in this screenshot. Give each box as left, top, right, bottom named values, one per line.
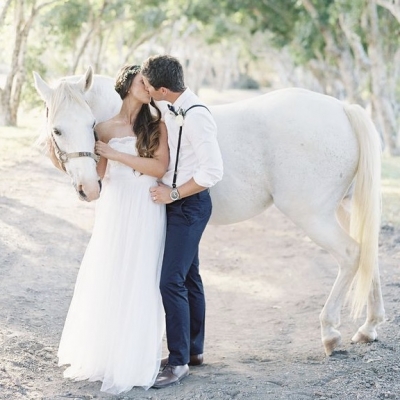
left=161, top=88, right=223, bottom=188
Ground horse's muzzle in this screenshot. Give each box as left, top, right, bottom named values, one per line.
left=77, top=179, right=102, bottom=202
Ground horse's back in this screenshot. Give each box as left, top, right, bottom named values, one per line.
left=211, top=87, right=348, bottom=131
left=209, top=88, right=359, bottom=224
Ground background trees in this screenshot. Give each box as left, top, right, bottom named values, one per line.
left=1, top=0, right=399, bottom=154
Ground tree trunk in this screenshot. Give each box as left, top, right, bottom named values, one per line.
left=70, top=0, right=111, bottom=74
left=338, top=13, right=370, bottom=105
left=0, top=92, right=12, bottom=126
left=375, top=0, right=400, bottom=148
left=376, top=0, right=400, bottom=23
left=0, top=0, right=59, bottom=126
left=367, top=0, right=399, bottom=155
left=0, top=0, right=12, bottom=27
left=1, top=0, right=24, bottom=126
left=301, top=0, right=363, bottom=104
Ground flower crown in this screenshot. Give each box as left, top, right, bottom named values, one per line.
left=115, top=65, right=141, bottom=91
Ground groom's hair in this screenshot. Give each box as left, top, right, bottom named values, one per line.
left=141, top=55, right=186, bottom=92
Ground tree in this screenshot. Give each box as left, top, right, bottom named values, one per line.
left=0, top=0, right=61, bottom=126
left=1, top=0, right=400, bottom=156
left=210, top=0, right=400, bottom=154
left=0, top=0, right=13, bottom=27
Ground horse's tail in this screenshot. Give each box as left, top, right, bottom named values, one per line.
left=343, top=103, right=382, bottom=319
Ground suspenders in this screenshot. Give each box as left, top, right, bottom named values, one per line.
left=169, top=104, right=210, bottom=189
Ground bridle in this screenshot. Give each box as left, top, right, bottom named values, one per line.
left=46, top=106, right=102, bottom=201
left=46, top=106, right=100, bottom=173
left=50, top=129, right=100, bottom=173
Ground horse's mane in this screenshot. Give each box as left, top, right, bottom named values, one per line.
left=35, top=74, right=121, bottom=157
left=49, top=79, right=90, bottom=121
left=36, top=78, right=92, bottom=154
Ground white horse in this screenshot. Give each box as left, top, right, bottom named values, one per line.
left=33, top=66, right=385, bottom=357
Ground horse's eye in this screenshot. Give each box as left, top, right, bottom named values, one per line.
left=53, top=128, right=61, bottom=136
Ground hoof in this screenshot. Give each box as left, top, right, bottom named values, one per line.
left=323, top=331, right=342, bottom=356
left=351, top=329, right=377, bottom=344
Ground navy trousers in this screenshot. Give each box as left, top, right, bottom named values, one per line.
left=160, top=189, right=212, bottom=366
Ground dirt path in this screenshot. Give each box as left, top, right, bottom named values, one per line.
left=1, top=115, right=400, bottom=400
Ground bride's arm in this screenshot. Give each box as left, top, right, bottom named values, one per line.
left=94, top=123, right=109, bottom=179
left=96, top=156, right=108, bottom=180
left=95, top=122, right=169, bottom=179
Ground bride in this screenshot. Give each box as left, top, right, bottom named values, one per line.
left=57, top=65, right=168, bottom=394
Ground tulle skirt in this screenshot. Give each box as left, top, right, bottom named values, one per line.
left=58, top=168, right=166, bottom=394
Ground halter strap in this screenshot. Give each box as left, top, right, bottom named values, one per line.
left=51, top=128, right=100, bottom=172
left=45, top=105, right=100, bottom=172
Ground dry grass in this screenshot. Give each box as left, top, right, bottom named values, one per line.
left=381, top=155, right=400, bottom=227
left=0, top=111, right=43, bottom=168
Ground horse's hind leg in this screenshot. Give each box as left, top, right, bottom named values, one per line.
left=336, top=199, right=385, bottom=346
left=314, top=224, right=360, bottom=355
left=280, top=208, right=360, bottom=355
left=336, top=195, right=351, bottom=232
left=351, top=269, right=385, bottom=344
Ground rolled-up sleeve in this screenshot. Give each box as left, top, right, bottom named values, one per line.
left=185, top=110, right=223, bottom=188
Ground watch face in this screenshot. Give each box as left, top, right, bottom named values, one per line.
left=170, top=189, right=179, bottom=200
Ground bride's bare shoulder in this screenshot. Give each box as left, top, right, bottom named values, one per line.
left=95, top=117, right=120, bottom=142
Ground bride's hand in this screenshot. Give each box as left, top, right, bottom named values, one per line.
left=95, top=141, right=119, bottom=161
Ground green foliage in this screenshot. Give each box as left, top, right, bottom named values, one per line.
left=40, top=0, right=91, bottom=45
left=183, top=0, right=222, bottom=25
left=290, top=16, right=325, bottom=65
left=23, top=48, right=48, bottom=109
left=377, top=6, right=400, bottom=52
left=3, top=0, right=400, bottom=130
left=178, top=0, right=301, bottom=47
left=131, top=6, right=167, bottom=34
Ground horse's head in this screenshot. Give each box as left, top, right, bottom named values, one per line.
left=33, top=66, right=102, bottom=202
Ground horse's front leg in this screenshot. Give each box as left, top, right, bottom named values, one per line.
left=351, top=270, right=385, bottom=344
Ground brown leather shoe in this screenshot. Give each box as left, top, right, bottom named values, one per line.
left=152, top=364, right=189, bottom=388
left=159, top=356, right=169, bottom=369
left=160, top=354, right=203, bottom=369
left=189, top=354, right=203, bottom=366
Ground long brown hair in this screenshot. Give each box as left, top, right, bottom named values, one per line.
left=115, top=64, right=161, bottom=158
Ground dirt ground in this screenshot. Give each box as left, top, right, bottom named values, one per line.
left=1, top=94, right=400, bottom=400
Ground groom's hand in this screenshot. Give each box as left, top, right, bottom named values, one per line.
left=149, top=182, right=174, bottom=204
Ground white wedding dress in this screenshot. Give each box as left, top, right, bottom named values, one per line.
left=58, top=136, right=166, bottom=394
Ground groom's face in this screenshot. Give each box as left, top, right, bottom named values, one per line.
left=142, top=76, right=163, bottom=101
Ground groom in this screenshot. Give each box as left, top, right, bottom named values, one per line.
left=141, top=55, right=223, bottom=388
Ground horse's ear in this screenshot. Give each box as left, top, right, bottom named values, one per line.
left=78, top=66, right=94, bottom=93
left=33, top=71, right=52, bottom=103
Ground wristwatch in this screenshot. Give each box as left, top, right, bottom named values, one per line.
left=170, top=188, right=180, bottom=201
